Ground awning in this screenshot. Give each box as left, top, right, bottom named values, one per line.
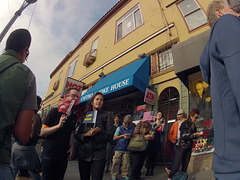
left=79, top=55, right=150, bottom=103
left=172, top=30, right=210, bottom=86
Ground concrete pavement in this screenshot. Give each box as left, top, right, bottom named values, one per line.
left=16, top=159, right=215, bottom=180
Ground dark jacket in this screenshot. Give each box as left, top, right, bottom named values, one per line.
left=177, top=118, right=197, bottom=149
left=75, top=110, right=114, bottom=161
left=200, top=14, right=240, bottom=178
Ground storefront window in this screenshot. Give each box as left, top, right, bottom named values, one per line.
left=188, top=72, right=214, bottom=155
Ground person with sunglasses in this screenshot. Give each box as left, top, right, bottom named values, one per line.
left=40, top=87, right=79, bottom=180
left=111, top=115, right=135, bottom=180
left=168, top=108, right=202, bottom=180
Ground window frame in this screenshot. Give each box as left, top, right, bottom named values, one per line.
left=177, top=0, right=207, bottom=31
left=158, top=48, right=174, bottom=72
left=67, top=57, right=78, bottom=77
left=116, top=4, right=143, bottom=42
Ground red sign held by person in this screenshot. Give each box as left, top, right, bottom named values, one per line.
left=144, top=88, right=156, bottom=105
left=62, top=77, right=84, bottom=104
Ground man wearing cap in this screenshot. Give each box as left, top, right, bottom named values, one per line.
left=165, top=109, right=186, bottom=174
left=111, top=115, right=135, bottom=180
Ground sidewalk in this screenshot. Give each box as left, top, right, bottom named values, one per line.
left=16, top=160, right=214, bottom=180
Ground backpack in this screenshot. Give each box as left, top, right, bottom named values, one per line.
left=172, top=171, right=188, bottom=180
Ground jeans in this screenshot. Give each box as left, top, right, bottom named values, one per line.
left=0, top=164, right=13, bottom=180
left=42, top=155, right=68, bottom=180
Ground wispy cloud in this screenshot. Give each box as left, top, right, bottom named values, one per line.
left=0, top=0, right=119, bottom=98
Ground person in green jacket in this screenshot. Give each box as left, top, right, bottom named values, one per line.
left=0, top=29, right=37, bottom=180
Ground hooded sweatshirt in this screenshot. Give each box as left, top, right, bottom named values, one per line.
left=200, top=14, right=240, bottom=179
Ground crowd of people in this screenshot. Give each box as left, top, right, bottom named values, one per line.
left=2, top=0, right=240, bottom=180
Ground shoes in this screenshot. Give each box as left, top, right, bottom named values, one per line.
left=165, top=167, right=170, bottom=174
left=112, top=178, right=117, bottom=180
left=122, top=177, right=130, bottom=180
left=139, top=177, right=145, bottom=180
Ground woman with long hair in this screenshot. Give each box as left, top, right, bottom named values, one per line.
left=75, top=92, right=114, bottom=180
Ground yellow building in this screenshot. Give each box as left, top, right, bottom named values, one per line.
left=43, top=0, right=214, bottom=169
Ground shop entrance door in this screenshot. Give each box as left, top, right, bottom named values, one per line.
left=157, top=87, right=179, bottom=164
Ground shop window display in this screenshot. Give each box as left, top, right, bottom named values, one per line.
left=188, top=72, right=214, bottom=155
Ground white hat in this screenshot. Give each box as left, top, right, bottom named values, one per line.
left=177, top=109, right=184, bottom=115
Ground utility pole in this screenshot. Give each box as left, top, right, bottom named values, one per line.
left=0, top=0, right=37, bottom=43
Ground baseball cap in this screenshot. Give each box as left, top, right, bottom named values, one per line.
left=177, top=109, right=184, bottom=115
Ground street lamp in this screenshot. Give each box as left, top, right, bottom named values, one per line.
left=0, top=0, right=37, bottom=43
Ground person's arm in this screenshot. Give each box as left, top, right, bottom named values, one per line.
left=67, top=131, right=75, bottom=158
left=13, top=110, right=34, bottom=145
left=168, top=122, right=176, bottom=143
left=113, top=127, right=125, bottom=141
left=31, top=114, right=41, bottom=139
left=41, top=114, right=67, bottom=138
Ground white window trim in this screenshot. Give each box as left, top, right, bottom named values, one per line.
left=67, top=56, right=78, bottom=77
left=178, top=0, right=206, bottom=31
left=116, top=4, right=143, bottom=41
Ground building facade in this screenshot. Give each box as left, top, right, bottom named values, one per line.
left=42, top=0, right=215, bottom=170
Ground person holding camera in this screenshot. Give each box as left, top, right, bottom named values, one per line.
left=111, top=115, right=135, bottom=180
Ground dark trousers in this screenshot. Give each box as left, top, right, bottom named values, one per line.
left=130, top=151, right=147, bottom=180
left=78, top=159, right=106, bottom=180
left=42, top=155, right=68, bottom=180
left=167, top=143, right=176, bottom=170
left=146, top=151, right=159, bottom=172
left=105, top=143, right=115, bottom=169
left=168, top=146, right=192, bottom=178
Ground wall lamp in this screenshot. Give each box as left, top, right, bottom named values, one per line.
left=138, top=53, right=146, bottom=58
left=99, top=72, right=105, bottom=78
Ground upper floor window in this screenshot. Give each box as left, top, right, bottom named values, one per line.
left=116, top=4, right=143, bottom=41
left=58, top=71, right=63, bottom=80
left=67, top=57, right=78, bottom=77
left=91, top=37, right=99, bottom=57
left=178, top=0, right=207, bottom=31
left=158, top=49, right=173, bottom=71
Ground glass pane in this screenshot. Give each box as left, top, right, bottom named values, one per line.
left=117, top=23, right=122, bottom=41
left=178, top=0, right=199, bottom=15
left=185, top=10, right=207, bottom=30
left=188, top=72, right=213, bottom=155
left=117, top=4, right=139, bottom=23
left=158, top=49, right=174, bottom=71
left=122, top=14, right=134, bottom=37
left=134, top=9, right=143, bottom=27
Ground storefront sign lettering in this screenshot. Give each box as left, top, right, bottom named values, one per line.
left=202, top=119, right=212, bottom=128
left=192, top=137, right=214, bottom=155
left=135, top=104, right=147, bottom=111
left=110, top=79, right=129, bottom=91
left=80, top=78, right=130, bottom=102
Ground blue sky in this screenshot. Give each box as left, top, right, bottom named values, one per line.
left=0, top=0, right=119, bottom=98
